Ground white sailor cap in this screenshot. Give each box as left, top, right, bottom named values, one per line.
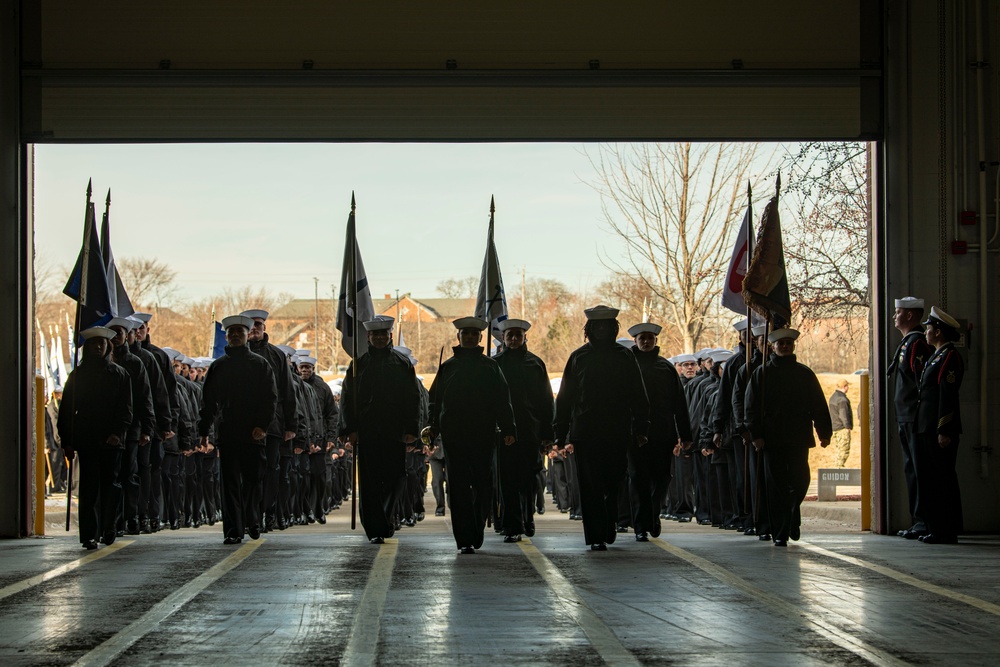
left=296, top=356, right=317, bottom=366
left=106, top=317, right=136, bottom=331
left=222, top=315, right=254, bottom=331
left=330, top=385, right=342, bottom=396
left=80, top=326, right=115, bottom=341
left=895, top=296, right=925, bottom=310
left=923, top=306, right=960, bottom=330
left=161, top=347, right=181, bottom=360
left=131, top=312, right=152, bottom=324
left=497, top=318, right=531, bottom=332
left=453, top=316, right=489, bottom=331
left=616, top=337, right=635, bottom=349
left=295, top=349, right=312, bottom=357
left=733, top=319, right=750, bottom=332
left=276, top=344, right=295, bottom=357
left=710, top=350, right=733, bottom=364
left=667, top=356, right=680, bottom=364
left=768, top=328, right=800, bottom=343
left=583, top=304, right=619, bottom=320
left=126, top=315, right=145, bottom=328
left=676, top=353, right=697, bottom=364
left=394, top=345, right=418, bottom=366
left=240, top=309, right=269, bottom=321
left=192, top=359, right=210, bottom=369
left=628, top=322, right=662, bottom=337
left=695, top=348, right=714, bottom=360
left=179, top=356, right=195, bottom=367
left=363, top=315, right=395, bottom=332
left=751, top=324, right=767, bottom=337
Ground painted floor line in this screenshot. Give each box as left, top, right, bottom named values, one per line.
left=518, top=539, right=641, bottom=667
left=70, top=539, right=263, bottom=667
left=0, top=540, right=133, bottom=602
left=651, top=537, right=908, bottom=667
left=342, top=538, right=399, bottom=667
left=799, top=540, right=1000, bottom=617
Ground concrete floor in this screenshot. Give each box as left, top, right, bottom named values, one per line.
left=3, top=495, right=1000, bottom=666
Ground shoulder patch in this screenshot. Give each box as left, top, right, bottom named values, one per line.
left=947, top=370, right=956, bottom=383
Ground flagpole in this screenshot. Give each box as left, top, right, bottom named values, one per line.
left=68, top=180, right=92, bottom=532
left=486, top=196, right=495, bottom=358
left=744, top=181, right=754, bottom=515
left=349, top=192, right=358, bottom=531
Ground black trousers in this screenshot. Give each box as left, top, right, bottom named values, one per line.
left=763, top=446, right=810, bottom=541
left=574, top=439, right=627, bottom=545
left=693, top=451, right=713, bottom=522
left=261, top=435, right=282, bottom=520
left=220, top=443, right=265, bottom=539
left=201, top=454, right=219, bottom=521
left=731, top=437, right=751, bottom=527
left=443, top=444, right=494, bottom=549
left=78, top=447, right=122, bottom=543
left=404, top=450, right=426, bottom=516
left=308, top=452, right=329, bottom=519
left=551, top=458, right=569, bottom=510
left=429, top=458, right=447, bottom=511
left=138, top=439, right=163, bottom=522
left=898, top=423, right=927, bottom=531
left=118, top=440, right=140, bottom=528
left=277, top=454, right=294, bottom=523
left=184, top=453, right=203, bottom=522
left=564, top=453, right=582, bottom=515
left=628, top=441, right=671, bottom=534
left=498, top=442, right=539, bottom=536
left=915, top=432, right=963, bottom=538
left=358, top=439, right=407, bottom=540
left=668, top=451, right=696, bottom=518
left=749, top=446, right=771, bottom=534
left=161, top=451, right=184, bottom=523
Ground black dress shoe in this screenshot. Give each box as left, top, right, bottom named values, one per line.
left=277, top=520, right=288, bottom=531
left=773, top=539, right=788, bottom=547
left=103, top=531, right=117, bottom=546
left=524, top=521, right=536, bottom=537
left=537, top=506, right=545, bottom=515
left=651, top=517, right=662, bottom=538
left=635, top=532, right=649, bottom=542
left=677, top=516, right=692, bottom=523
left=416, top=513, right=425, bottom=522
left=459, top=546, right=476, bottom=554
left=223, top=536, right=242, bottom=545
left=435, top=508, right=446, bottom=517
left=82, top=540, right=99, bottom=550
left=140, top=519, right=151, bottom=534
left=790, top=526, right=800, bottom=541
left=559, top=508, right=569, bottom=514
left=370, top=537, right=385, bottom=544
left=317, top=514, right=326, bottom=525
left=125, top=521, right=140, bottom=536
left=403, top=516, right=416, bottom=527
left=698, top=519, right=713, bottom=526
left=590, top=543, right=607, bottom=551
left=744, top=527, right=757, bottom=536
left=904, top=529, right=928, bottom=540
left=569, top=514, right=583, bottom=521
left=616, top=524, right=630, bottom=533
left=896, top=529, right=910, bottom=537
left=919, top=533, right=958, bottom=544
left=169, top=520, right=181, bottom=531
left=758, top=533, right=772, bottom=541
left=248, top=526, right=261, bottom=540
left=503, top=535, right=521, bottom=543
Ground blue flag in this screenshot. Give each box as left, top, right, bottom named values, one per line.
left=212, top=321, right=227, bottom=359
left=63, top=200, right=114, bottom=332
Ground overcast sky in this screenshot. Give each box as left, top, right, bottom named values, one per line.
left=34, top=143, right=624, bottom=305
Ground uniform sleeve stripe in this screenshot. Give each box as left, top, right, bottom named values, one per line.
left=938, top=414, right=953, bottom=428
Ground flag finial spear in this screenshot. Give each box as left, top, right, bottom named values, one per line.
left=747, top=180, right=752, bottom=199
left=351, top=191, right=356, bottom=212
left=105, top=188, right=111, bottom=208
left=775, top=172, right=781, bottom=197
left=490, top=195, right=495, bottom=217
left=86, top=179, right=92, bottom=200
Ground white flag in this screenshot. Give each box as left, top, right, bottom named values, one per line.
left=475, top=202, right=508, bottom=330
left=721, top=204, right=753, bottom=316
left=335, top=199, right=375, bottom=359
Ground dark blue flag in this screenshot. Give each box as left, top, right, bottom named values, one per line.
left=63, top=201, right=113, bottom=320
left=212, top=321, right=227, bottom=359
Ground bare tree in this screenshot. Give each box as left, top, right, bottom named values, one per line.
left=588, top=142, right=762, bottom=352
left=436, top=276, right=479, bottom=299
left=779, top=142, right=870, bottom=363
left=118, top=256, right=179, bottom=307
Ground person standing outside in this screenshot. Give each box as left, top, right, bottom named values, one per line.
left=828, top=380, right=854, bottom=468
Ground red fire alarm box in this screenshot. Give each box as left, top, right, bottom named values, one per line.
left=952, top=241, right=968, bottom=254
left=960, top=211, right=977, bottom=225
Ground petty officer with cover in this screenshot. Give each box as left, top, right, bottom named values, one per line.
left=241, top=309, right=298, bottom=533
left=914, top=306, right=965, bottom=544
left=554, top=305, right=650, bottom=551
left=425, top=316, right=516, bottom=554
left=198, top=315, right=278, bottom=544
left=492, top=318, right=555, bottom=543
left=888, top=296, right=935, bottom=539
left=745, top=327, right=831, bottom=547
left=628, top=320, right=692, bottom=541
left=57, top=326, right=134, bottom=549
left=340, top=315, right=421, bottom=544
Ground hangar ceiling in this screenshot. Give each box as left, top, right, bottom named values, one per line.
left=21, top=1, right=880, bottom=142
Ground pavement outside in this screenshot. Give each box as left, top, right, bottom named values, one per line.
left=4, top=489, right=998, bottom=666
